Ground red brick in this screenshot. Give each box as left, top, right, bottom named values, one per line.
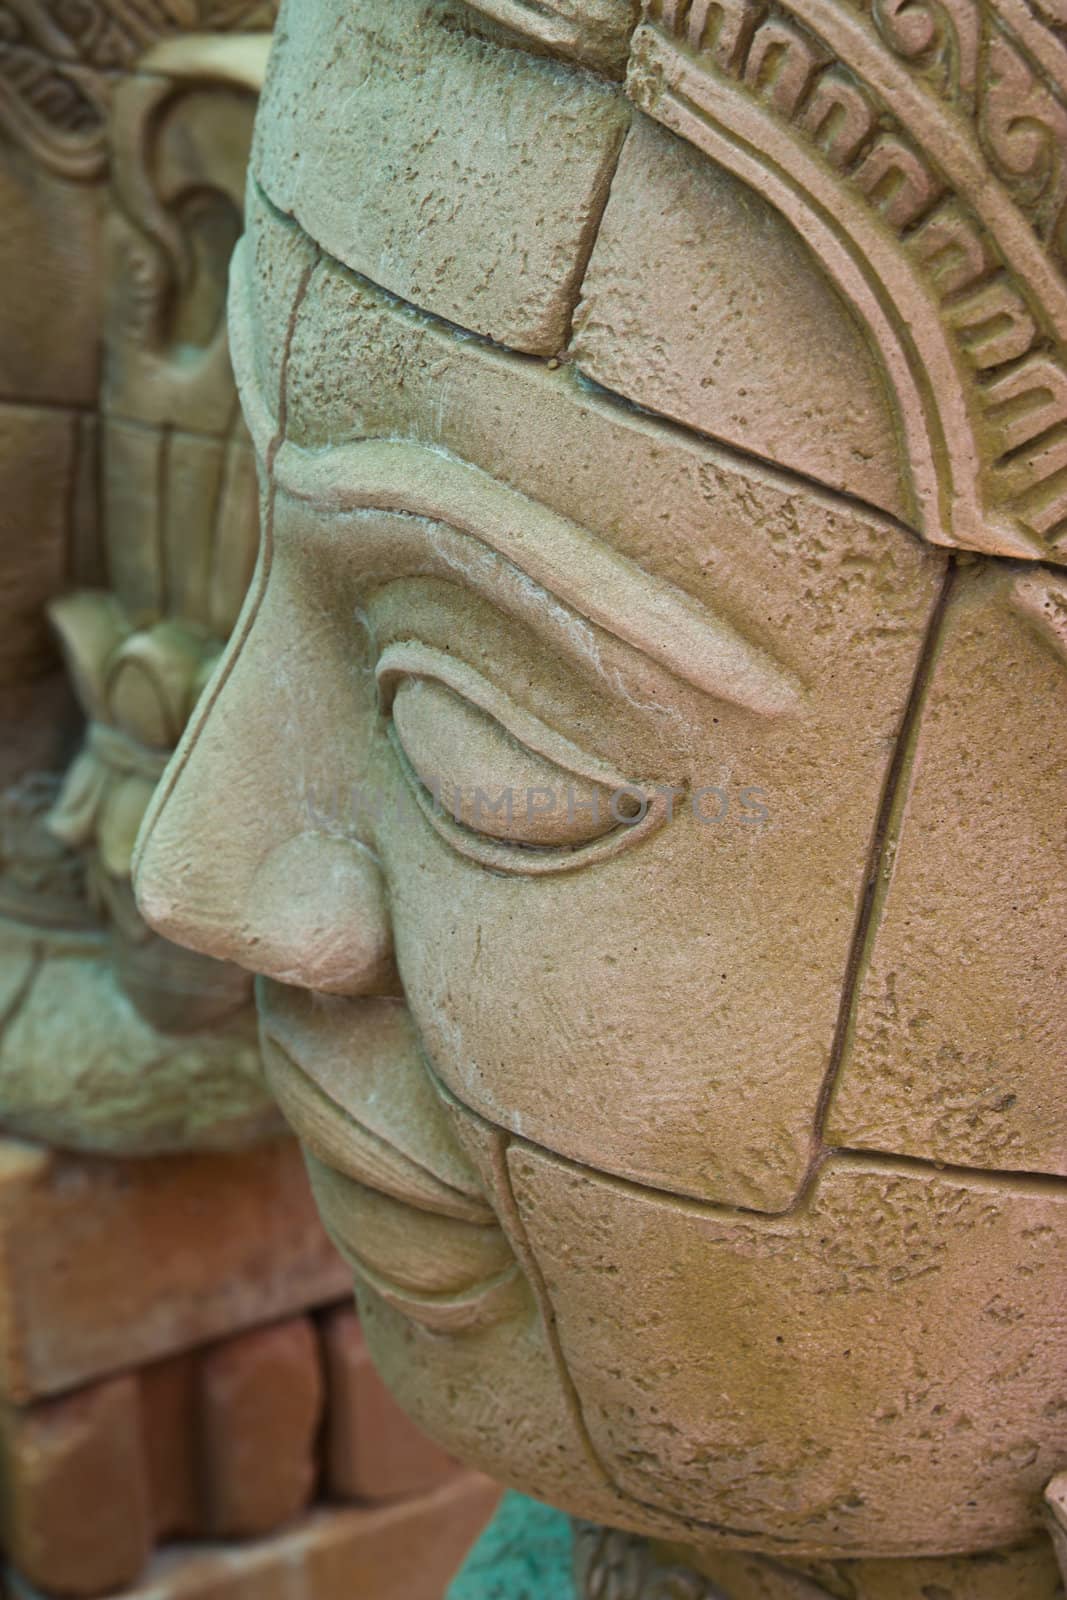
left=67, top=1474, right=502, bottom=1600
left=320, top=1306, right=457, bottom=1503
left=197, top=1318, right=323, bottom=1538
left=0, top=1374, right=152, bottom=1595
left=140, top=1355, right=199, bottom=1541
left=0, top=1139, right=349, bottom=1404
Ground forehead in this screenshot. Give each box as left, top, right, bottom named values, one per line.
left=237, top=178, right=939, bottom=707
left=254, top=0, right=903, bottom=512
left=254, top=0, right=630, bottom=352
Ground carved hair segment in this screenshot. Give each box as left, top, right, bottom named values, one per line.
left=626, top=0, right=1067, bottom=564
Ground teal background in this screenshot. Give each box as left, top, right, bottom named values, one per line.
left=446, top=1491, right=576, bottom=1600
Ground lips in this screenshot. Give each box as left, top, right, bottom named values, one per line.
left=258, top=978, right=522, bottom=1331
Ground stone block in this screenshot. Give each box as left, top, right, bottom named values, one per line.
left=252, top=0, right=630, bottom=352
left=570, top=116, right=906, bottom=518
left=828, top=564, right=1067, bottom=1175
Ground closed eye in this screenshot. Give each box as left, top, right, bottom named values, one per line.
left=376, top=642, right=673, bottom=874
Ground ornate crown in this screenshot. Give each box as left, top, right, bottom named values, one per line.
left=469, top=0, right=1067, bottom=565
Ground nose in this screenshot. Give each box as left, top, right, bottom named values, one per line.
left=133, top=571, right=395, bottom=997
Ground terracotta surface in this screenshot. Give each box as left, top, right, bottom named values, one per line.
left=0, top=1138, right=348, bottom=1405
left=0, top=1375, right=152, bottom=1595
left=195, top=1318, right=323, bottom=1538
left=4, top=1476, right=500, bottom=1600
left=321, top=1305, right=457, bottom=1503
left=0, top=1303, right=486, bottom=1597
left=121, top=0, right=1067, bottom=1591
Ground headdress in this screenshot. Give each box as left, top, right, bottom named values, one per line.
left=472, top=0, right=1067, bottom=564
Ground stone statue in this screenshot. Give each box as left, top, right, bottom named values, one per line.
left=0, top=5, right=279, bottom=1152
left=134, top=0, right=1067, bottom=1593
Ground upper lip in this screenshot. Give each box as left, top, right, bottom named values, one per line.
left=257, top=979, right=524, bottom=1333
left=257, top=978, right=494, bottom=1225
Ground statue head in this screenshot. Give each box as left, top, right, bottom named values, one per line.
left=134, top=0, right=1067, bottom=1578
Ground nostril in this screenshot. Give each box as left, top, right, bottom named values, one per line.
left=245, top=831, right=396, bottom=996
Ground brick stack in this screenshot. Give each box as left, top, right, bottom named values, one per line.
left=0, top=1139, right=499, bottom=1598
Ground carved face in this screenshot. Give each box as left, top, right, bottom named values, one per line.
left=135, top=0, right=1067, bottom=1565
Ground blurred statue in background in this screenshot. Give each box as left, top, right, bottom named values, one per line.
left=0, top=12, right=279, bottom=1152
left=137, top=0, right=1067, bottom=1594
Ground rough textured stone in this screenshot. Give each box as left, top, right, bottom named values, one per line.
left=571, top=117, right=906, bottom=519
left=462, top=0, right=639, bottom=75
left=133, top=0, right=1067, bottom=1590
left=828, top=563, right=1067, bottom=1175
left=0, top=929, right=277, bottom=1157
left=252, top=0, right=630, bottom=352
left=510, top=1146, right=1067, bottom=1556
left=190, top=196, right=949, bottom=1215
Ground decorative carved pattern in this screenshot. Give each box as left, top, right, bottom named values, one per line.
left=0, top=26, right=272, bottom=1151
left=0, top=4, right=108, bottom=176
left=870, top=0, right=979, bottom=103
left=634, top=0, right=1067, bottom=563
left=573, top=1525, right=847, bottom=1600
left=0, top=0, right=273, bottom=175
left=574, top=1523, right=728, bottom=1599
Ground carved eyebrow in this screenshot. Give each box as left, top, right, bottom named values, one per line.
left=272, top=435, right=801, bottom=717
left=230, top=245, right=798, bottom=718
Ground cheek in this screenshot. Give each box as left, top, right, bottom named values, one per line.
left=378, top=792, right=740, bottom=1164
left=376, top=757, right=880, bottom=1215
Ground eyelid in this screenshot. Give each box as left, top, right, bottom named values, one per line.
left=376, top=641, right=674, bottom=875
left=386, top=723, right=672, bottom=876
left=375, top=641, right=641, bottom=795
